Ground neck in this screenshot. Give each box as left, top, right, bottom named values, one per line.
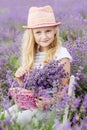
left=39, top=46, right=49, bottom=52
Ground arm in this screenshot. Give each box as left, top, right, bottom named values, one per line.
left=59, top=58, right=71, bottom=86
left=56, top=58, right=71, bottom=100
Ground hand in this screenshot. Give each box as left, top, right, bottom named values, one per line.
left=15, top=66, right=29, bottom=78
left=15, top=66, right=29, bottom=85
left=36, top=96, right=51, bottom=110
left=56, top=88, right=66, bottom=101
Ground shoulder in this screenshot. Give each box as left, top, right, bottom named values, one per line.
left=54, top=46, right=72, bottom=62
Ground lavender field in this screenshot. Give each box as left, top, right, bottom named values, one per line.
left=0, top=0, right=87, bottom=129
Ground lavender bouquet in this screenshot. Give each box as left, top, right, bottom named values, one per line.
left=23, top=60, right=69, bottom=96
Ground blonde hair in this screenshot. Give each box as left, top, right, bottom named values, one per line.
left=21, top=28, right=62, bottom=69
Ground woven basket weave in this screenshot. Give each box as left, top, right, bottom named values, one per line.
left=9, top=87, right=37, bottom=109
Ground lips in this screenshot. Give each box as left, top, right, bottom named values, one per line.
left=41, top=40, right=49, bottom=42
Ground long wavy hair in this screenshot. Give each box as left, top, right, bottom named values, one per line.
left=21, top=28, right=62, bottom=69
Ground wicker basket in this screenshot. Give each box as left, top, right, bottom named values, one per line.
left=9, top=87, right=37, bottom=109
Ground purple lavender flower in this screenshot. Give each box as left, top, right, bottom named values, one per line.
left=0, top=127, right=3, bottom=130
left=23, top=60, right=69, bottom=95
left=53, top=119, right=62, bottom=130
left=5, top=119, right=11, bottom=126
left=74, top=97, right=81, bottom=108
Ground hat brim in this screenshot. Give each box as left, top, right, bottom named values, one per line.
left=23, top=22, right=61, bottom=29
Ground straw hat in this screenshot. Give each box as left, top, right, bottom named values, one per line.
left=23, top=5, right=61, bottom=29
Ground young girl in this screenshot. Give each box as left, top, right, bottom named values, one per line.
left=3, top=5, right=72, bottom=126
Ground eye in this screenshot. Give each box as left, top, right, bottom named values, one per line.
left=46, top=30, right=52, bottom=33
left=35, top=31, right=41, bottom=34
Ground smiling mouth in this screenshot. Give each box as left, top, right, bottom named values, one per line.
left=41, top=40, right=49, bottom=42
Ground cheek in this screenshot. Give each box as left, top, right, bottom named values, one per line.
left=34, top=35, right=40, bottom=42
left=48, top=33, right=55, bottom=39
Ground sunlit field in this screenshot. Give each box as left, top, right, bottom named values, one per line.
left=0, top=0, right=87, bottom=129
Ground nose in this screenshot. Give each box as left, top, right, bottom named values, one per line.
left=41, top=33, right=47, bottom=39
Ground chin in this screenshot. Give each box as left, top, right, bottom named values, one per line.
left=40, top=43, right=51, bottom=47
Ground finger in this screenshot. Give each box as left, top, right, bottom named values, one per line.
left=38, top=96, right=43, bottom=100
left=15, top=69, right=27, bottom=77
left=15, top=72, right=23, bottom=77
left=36, top=99, right=43, bottom=107
left=36, top=102, right=44, bottom=110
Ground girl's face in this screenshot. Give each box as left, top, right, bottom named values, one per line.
left=32, top=27, right=57, bottom=51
